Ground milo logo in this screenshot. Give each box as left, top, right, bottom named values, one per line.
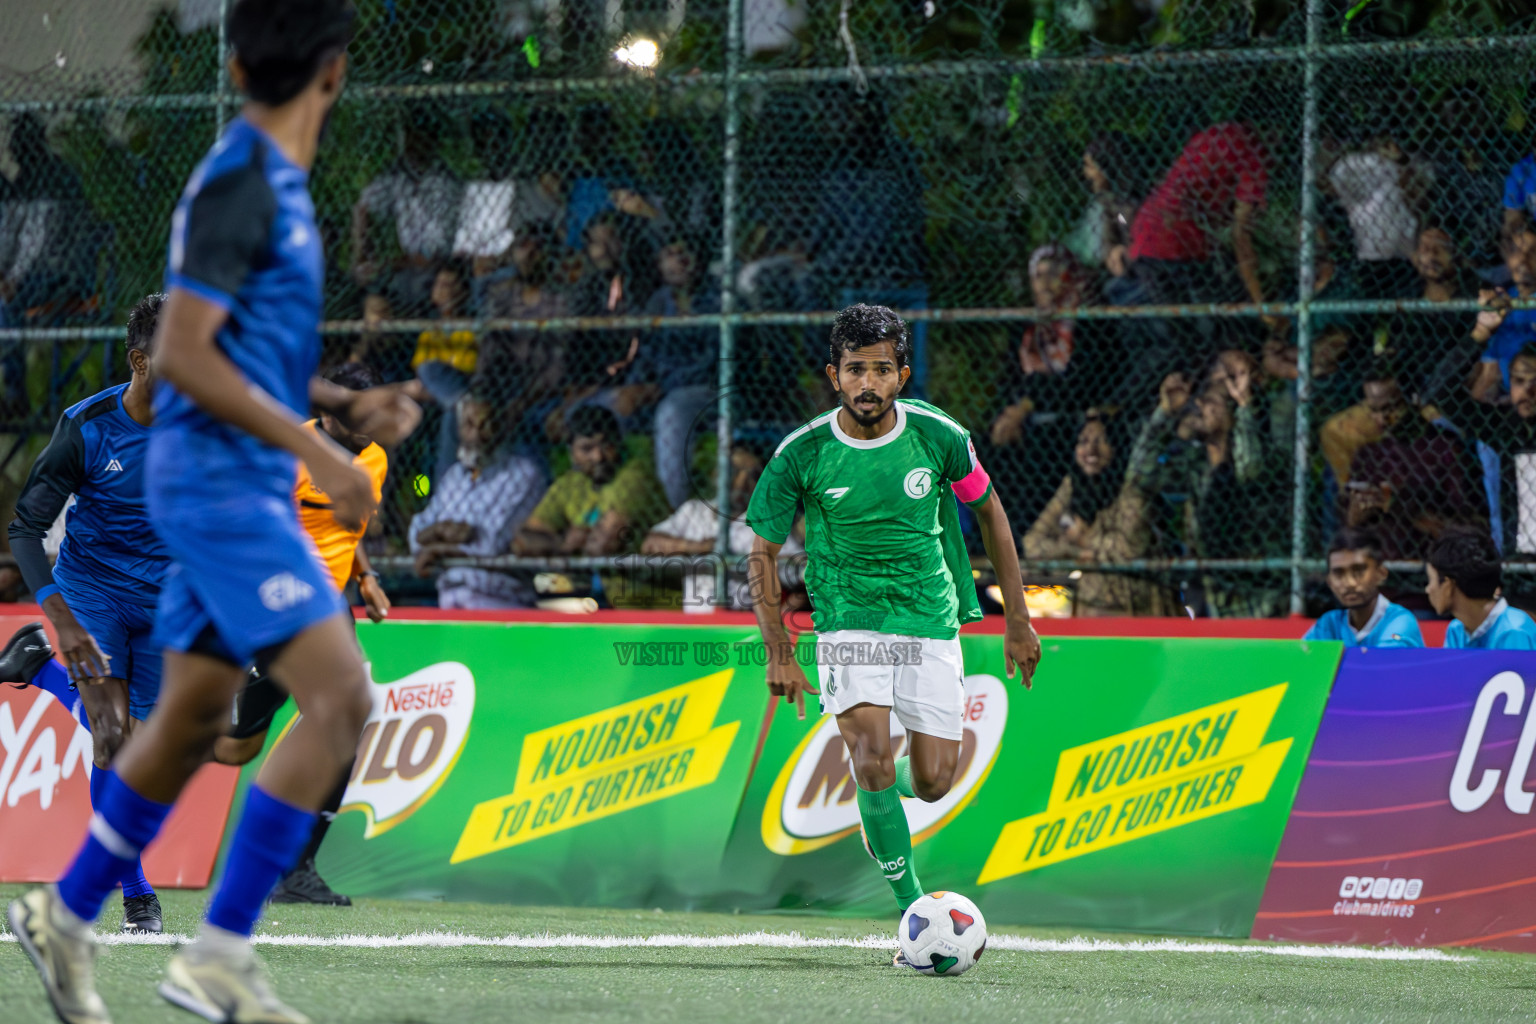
left=342, top=662, right=476, bottom=838
left=761, top=674, right=1008, bottom=854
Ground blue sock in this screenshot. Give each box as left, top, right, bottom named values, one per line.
left=56, top=772, right=172, bottom=923
left=205, top=785, right=316, bottom=937
left=32, top=660, right=87, bottom=729
left=90, top=767, right=155, bottom=900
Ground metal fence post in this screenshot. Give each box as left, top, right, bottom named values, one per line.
left=713, top=0, right=744, bottom=607
left=215, top=0, right=228, bottom=134
left=1289, top=0, right=1323, bottom=615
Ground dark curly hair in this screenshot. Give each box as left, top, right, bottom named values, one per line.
left=320, top=360, right=381, bottom=392
left=828, top=304, right=911, bottom=370
left=228, top=0, right=356, bottom=107
left=125, top=293, right=165, bottom=355
left=1328, top=527, right=1384, bottom=563
left=1428, top=527, right=1502, bottom=600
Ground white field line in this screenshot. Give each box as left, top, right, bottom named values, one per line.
left=0, top=929, right=1473, bottom=961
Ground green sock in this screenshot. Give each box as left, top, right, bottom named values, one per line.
left=893, top=757, right=916, bottom=799
left=856, top=784, right=923, bottom=910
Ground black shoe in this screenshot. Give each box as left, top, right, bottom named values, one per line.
left=269, top=859, right=351, bottom=906
left=122, top=892, right=163, bottom=934
left=0, top=623, right=51, bottom=685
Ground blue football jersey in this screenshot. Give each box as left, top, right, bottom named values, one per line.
left=8, top=382, right=167, bottom=606
left=1304, top=596, right=1425, bottom=648
left=153, top=116, right=323, bottom=502
left=1444, top=599, right=1536, bottom=650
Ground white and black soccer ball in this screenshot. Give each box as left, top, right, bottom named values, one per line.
left=898, top=890, right=987, bottom=976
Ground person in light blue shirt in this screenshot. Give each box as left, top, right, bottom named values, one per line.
left=1306, top=528, right=1424, bottom=648
left=1427, top=527, right=1536, bottom=649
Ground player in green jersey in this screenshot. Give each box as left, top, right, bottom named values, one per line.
left=746, top=304, right=1040, bottom=938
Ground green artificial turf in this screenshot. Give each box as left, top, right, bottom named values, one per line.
left=2, top=886, right=1531, bottom=1024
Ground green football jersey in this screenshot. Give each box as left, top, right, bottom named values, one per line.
left=747, top=398, right=992, bottom=640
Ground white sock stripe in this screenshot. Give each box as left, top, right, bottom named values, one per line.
left=88, top=813, right=141, bottom=861
left=0, top=929, right=1473, bottom=961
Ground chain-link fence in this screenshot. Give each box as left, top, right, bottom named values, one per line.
left=1, top=0, right=1534, bottom=616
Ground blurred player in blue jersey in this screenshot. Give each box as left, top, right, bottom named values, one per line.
left=7, top=3, right=418, bottom=1023
left=1305, top=528, right=1424, bottom=649
left=1428, top=528, right=1536, bottom=650
left=2, top=293, right=170, bottom=935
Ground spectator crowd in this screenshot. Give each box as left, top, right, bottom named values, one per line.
left=11, top=74, right=1536, bottom=621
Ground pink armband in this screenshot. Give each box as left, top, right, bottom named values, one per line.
left=951, top=463, right=991, bottom=505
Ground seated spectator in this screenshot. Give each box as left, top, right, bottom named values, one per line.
left=1343, top=368, right=1484, bottom=561
left=1305, top=528, right=1424, bottom=648
left=459, top=110, right=569, bottom=299
left=1427, top=527, right=1536, bottom=649
left=986, top=246, right=1116, bottom=525
left=633, top=117, right=720, bottom=256
left=1266, top=218, right=1370, bottom=464
left=411, top=260, right=478, bottom=374
left=1067, top=132, right=1146, bottom=281
left=567, top=211, right=657, bottom=400
left=1129, top=358, right=1284, bottom=617
left=641, top=443, right=800, bottom=611
left=1024, top=413, right=1175, bottom=617
left=1473, top=225, right=1536, bottom=396
left=1324, top=133, right=1428, bottom=294
left=455, top=112, right=519, bottom=275
left=991, top=246, right=1112, bottom=439
left=351, top=117, right=465, bottom=315
left=513, top=406, right=668, bottom=557
left=482, top=220, right=568, bottom=324
left=1432, top=342, right=1536, bottom=556
left=566, top=103, right=640, bottom=250
left=1386, top=225, right=1485, bottom=399
left=479, top=222, right=569, bottom=444
left=409, top=389, right=547, bottom=609
left=1318, top=226, right=1479, bottom=485
left=628, top=237, right=722, bottom=508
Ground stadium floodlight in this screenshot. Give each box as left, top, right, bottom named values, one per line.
left=613, top=38, right=660, bottom=68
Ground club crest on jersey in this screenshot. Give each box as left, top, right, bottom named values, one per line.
left=903, top=467, right=934, bottom=499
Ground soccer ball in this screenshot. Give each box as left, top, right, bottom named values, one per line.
left=898, top=891, right=987, bottom=976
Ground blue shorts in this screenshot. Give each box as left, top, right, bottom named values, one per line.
left=63, top=583, right=161, bottom=721
left=153, top=491, right=345, bottom=666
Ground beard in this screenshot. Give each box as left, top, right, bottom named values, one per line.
left=841, top=390, right=890, bottom=426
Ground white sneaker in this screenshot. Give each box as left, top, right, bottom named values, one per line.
left=159, top=940, right=310, bottom=1024
left=8, top=886, right=111, bottom=1024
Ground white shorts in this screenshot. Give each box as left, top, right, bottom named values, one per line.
left=814, top=629, right=966, bottom=741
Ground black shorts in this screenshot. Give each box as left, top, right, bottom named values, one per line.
left=224, top=614, right=360, bottom=741
left=227, top=667, right=288, bottom=740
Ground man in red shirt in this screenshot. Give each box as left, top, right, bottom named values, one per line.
left=1118, top=122, right=1271, bottom=390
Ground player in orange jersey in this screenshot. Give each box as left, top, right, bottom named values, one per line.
left=212, top=362, right=392, bottom=906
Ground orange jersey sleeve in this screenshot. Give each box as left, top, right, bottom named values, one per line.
left=294, top=422, right=389, bottom=592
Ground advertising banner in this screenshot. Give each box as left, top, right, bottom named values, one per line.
left=0, top=681, right=239, bottom=887
left=721, top=636, right=1339, bottom=936
left=305, top=622, right=770, bottom=904
left=1254, top=648, right=1536, bottom=952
